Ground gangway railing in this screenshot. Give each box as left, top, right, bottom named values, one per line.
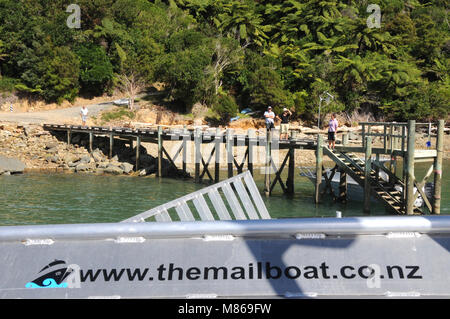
left=121, top=171, right=271, bottom=223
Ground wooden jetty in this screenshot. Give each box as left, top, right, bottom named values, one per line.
left=42, top=123, right=316, bottom=194
left=315, top=120, right=444, bottom=215
left=43, top=119, right=444, bottom=216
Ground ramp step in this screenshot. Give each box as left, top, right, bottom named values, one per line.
left=326, top=148, right=410, bottom=215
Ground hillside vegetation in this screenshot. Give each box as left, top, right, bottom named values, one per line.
left=0, top=0, right=448, bottom=124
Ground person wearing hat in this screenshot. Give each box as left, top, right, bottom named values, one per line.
left=277, top=107, right=292, bottom=140
left=264, top=106, right=275, bottom=132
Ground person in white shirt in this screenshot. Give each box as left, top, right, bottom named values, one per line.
left=80, top=106, right=88, bottom=126
left=264, top=106, right=275, bottom=132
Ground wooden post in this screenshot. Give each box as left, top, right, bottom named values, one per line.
left=375, top=153, right=380, bottom=180
left=128, top=138, right=133, bottom=149
left=363, top=136, right=372, bottom=214
left=338, top=168, right=347, bottom=203
left=405, top=120, right=416, bottom=215
left=109, top=133, right=114, bottom=159
left=401, top=125, right=406, bottom=152
left=389, top=124, right=393, bottom=153
left=342, top=133, right=348, bottom=146
left=432, top=119, right=444, bottom=214
left=286, top=130, right=296, bottom=194
left=67, top=128, right=71, bottom=145
left=195, top=128, right=201, bottom=183
left=215, top=128, right=221, bottom=183
left=157, top=126, right=163, bottom=178
left=362, top=124, right=365, bottom=149
left=247, top=129, right=255, bottom=176
left=89, top=132, right=93, bottom=153
left=226, top=129, right=233, bottom=178
left=135, top=135, right=141, bottom=171
left=182, top=126, right=188, bottom=174
left=392, top=152, right=398, bottom=184
left=314, top=134, right=323, bottom=204
left=264, top=129, right=272, bottom=197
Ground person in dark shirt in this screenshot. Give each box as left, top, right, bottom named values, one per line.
left=277, top=108, right=292, bottom=140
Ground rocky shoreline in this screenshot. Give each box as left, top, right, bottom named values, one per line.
left=1, top=121, right=448, bottom=177
left=0, top=123, right=189, bottom=178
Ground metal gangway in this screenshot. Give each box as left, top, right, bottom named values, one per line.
left=122, top=171, right=271, bottom=223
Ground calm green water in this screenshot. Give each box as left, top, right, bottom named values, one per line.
left=0, top=162, right=449, bottom=226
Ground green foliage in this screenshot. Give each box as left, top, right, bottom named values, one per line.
left=76, top=44, right=114, bottom=94
left=101, top=107, right=135, bottom=122
left=156, top=42, right=213, bottom=111
left=41, top=46, right=80, bottom=103
left=212, top=94, right=239, bottom=123
left=0, top=0, right=447, bottom=120
left=0, top=77, right=19, bottom=92
left=14, top=40, right=79, bottom=103
left=247, top=66, right=294, bottom=114
left=381, top=82, right=450, bottom=121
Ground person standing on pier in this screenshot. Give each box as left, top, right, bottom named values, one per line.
left=277, top=108, right=292, bottom=140
left=264, top=106, right=275, bottom=132
left=328, top=113, right=338, bottom=150
left=80, top=106, right=88, bottom=126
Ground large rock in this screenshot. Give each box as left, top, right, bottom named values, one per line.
left=75, top=163, right=94, bottom=172
left=64, top=154, right=81, bottom=164
left=104, top=165, right=124, bottom=175
left=97, top=162, right=109, bottom=169
left=91, top=149, right=104, bottom=162
left=68, top=161, right=80, bottom=168
left=79, top=155, right=91, bottom=164
left=45, top=142, right=59, bottom=150
left=120, top=162, right=134, bottom=174
left=0, top=155, right=26, bottom=173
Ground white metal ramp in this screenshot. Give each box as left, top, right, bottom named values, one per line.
left=121, top=171, right=271, bottom=223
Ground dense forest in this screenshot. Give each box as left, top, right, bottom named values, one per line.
left=0, top=0, right=448, bottom=124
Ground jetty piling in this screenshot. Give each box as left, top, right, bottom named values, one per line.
left=363, top=136, right=372, bottom=214
left=433, top=119, right=444, bottom=214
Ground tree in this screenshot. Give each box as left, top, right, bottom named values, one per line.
left=207, top=37, right=243, bottom=95
left=213, top=94, right=239, bottom=123
left=76, top=44, right=114, bottom=95
left=41, top=46, right=80, bottom=103
left=156, top=46, right=213, bottom=111
left=0, top=40, right=7, bottom=78
left=248, top=66, right=294, bottom=113
left=15, top=40, right=80, bottom=103
left=116, top=70, right=146, bottom=110
left=216, top=0, right=270, bottom=48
